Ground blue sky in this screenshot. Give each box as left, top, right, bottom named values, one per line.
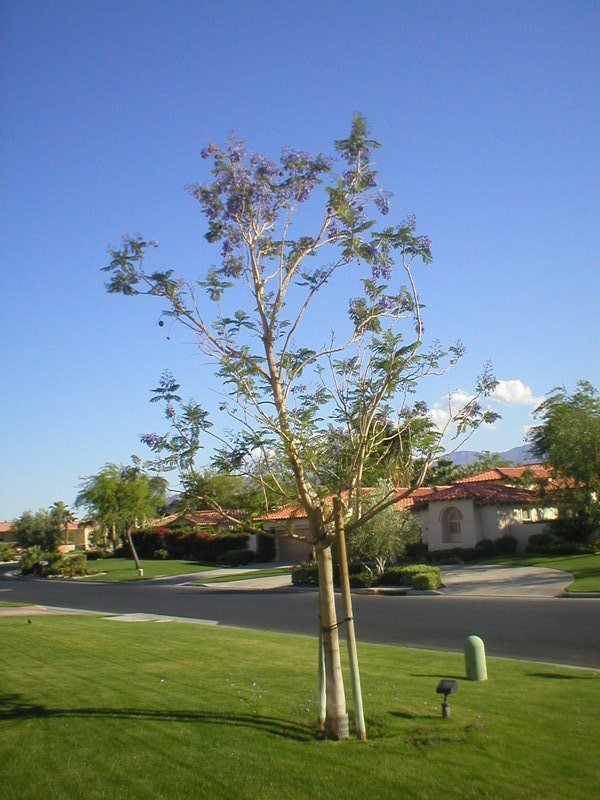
left=1, top=0, right=599, bottom=520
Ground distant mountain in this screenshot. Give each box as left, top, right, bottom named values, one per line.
left=445, top=445, right=537, bottom=467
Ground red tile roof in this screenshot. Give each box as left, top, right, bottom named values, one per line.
left=259, top=487, right=438, bottom=521
left=258, top=503, right=308, bottom=522
left=256, top=468, right=552, bottom=522
left=412, top=482, right=542, bottom=509
left=0, top=520, right=86, bottom=532
left=454, top=465, right=550, bottom=484
left=149, top=510, right=247, bottom=528
left=393, top=486, right=440, bottom=510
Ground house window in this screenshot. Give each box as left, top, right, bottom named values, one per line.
left=442, top=507, right=462, bottom=543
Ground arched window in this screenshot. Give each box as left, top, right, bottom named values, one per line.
left=442, top=507, right=462, bottom=543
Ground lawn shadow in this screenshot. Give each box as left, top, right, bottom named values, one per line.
left=0, top=693, right=313, bottom=742
left=409, top=673, right=464, bottom=681
left=389, top=710, right=437, bottom=720
left=526, top=672, right=596, bottom=680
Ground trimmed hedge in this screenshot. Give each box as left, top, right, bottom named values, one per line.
left=224, top=548, right=255, bottom=566
left=494, top=535, right=518, bottom=555
left=412, top=571, right=441, bottom=590
left=291, top=563, right=375, bottom=588
left=475, top=538, right=496, bottom=557
left=291, top=564, right=318, bottom=586
left=291, top=562, right=441, bottom=590
left=526, top=532, right=592, bottom=555
left=380, top=564, right=441, bottom=588
left=349, top=571, right=375, bottom=588
left=129, top=529, right=250, bottom=562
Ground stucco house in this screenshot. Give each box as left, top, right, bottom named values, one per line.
left=411, top=481, right=557, bottom=553
left=0, top=520, right=97, bottom=550
left=256, top=504, right=316, bottom=562
left=258, top=465, right=556, bottom=560
left=0, top=522, right=14, bottom=544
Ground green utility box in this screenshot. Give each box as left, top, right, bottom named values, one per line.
left=465, top=634, right=488, bottom=681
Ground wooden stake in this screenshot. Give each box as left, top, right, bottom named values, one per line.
left=334, top=496, right=367, bottom=741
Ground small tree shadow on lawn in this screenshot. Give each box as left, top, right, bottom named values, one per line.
left=389, top=710, right=437, bottom=720
left=526, top=672, right=596, bottom=680
left=409, top=673, right=464, bottom=680
left=0, top=693, right=312, bottom=742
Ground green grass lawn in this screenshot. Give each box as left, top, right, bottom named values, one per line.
left=0, top=616, right=598, bottom=800
left=82, top=558, right=215, bottom=581
left=200, top=566, right=293, bottom=584
left=488, top=553, right=600, bottom=592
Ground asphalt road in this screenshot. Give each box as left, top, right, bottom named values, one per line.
left=1, top=566, right=599, bottom=669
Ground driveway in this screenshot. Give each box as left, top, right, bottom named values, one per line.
left=437, top=564, right=572, bottom=597
left=190, top=563, right=574, bottom=597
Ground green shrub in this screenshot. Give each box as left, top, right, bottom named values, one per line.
left=412, top=571, right=441, bottom=590
left=224, top=548, right=255, bottom=566
left=475, top=538, right=495, bottom=557
left=86, top=549, right=113, bottom=560
left=348, top=571, right=375, bottom=589
left=61, top=554, right=87, bottom=577
left=526, top=532, right=555, bottom=554
left=548, top=516, right=596, bottom=543
left=0, top=543, right=16, bottom=561
left=19, top=546, right=47, bottom=575
left=494, top=535, right=518, bottom=555
left=154, top=548, right=169, bottom=560
left=428, top=547, right=478, bottom=563
left=379, top=566, right=412, bottom=586
left=404, top=541, right=429, bottom=561
left=19, top=548, right=73, bottom=576
left=380, top=564, right=441, bottom=587
left=291, top=563, right=318, bottom=586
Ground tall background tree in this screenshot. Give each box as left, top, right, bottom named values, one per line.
left=104, top=114, right=497, bottom=738
left=529, top=380, right=600, bottom=540
left=50, top=500, right=75, bottom=546
left=11, top=504, right=67, bottom=551
left=346, top=489, right=420, bottom=575
left=76, top=463, right=167, bottom=570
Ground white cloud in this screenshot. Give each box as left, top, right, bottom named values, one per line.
left=491, top=379, right=544, bottom=407
left=428, top=390, right=476, bottom=432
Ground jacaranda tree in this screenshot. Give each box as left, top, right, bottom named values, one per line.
left=103, top=114, right=497, bottom=738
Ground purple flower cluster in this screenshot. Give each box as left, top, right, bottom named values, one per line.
left=367, top=244, right=393, bottom=281
left=141, top=432, right=164, bottom=450
left=378, top=295, right=396, bottom=312
left=374, top=191, right=391, bottom=216
left=402, top=212, right=417, bottom=231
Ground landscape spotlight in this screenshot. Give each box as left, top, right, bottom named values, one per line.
left=436, top=679, right=458, bottom=718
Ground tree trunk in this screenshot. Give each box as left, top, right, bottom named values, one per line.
left=315, top=542, right=349, bottom=739
left=126, top=527, right=143, bottom=575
